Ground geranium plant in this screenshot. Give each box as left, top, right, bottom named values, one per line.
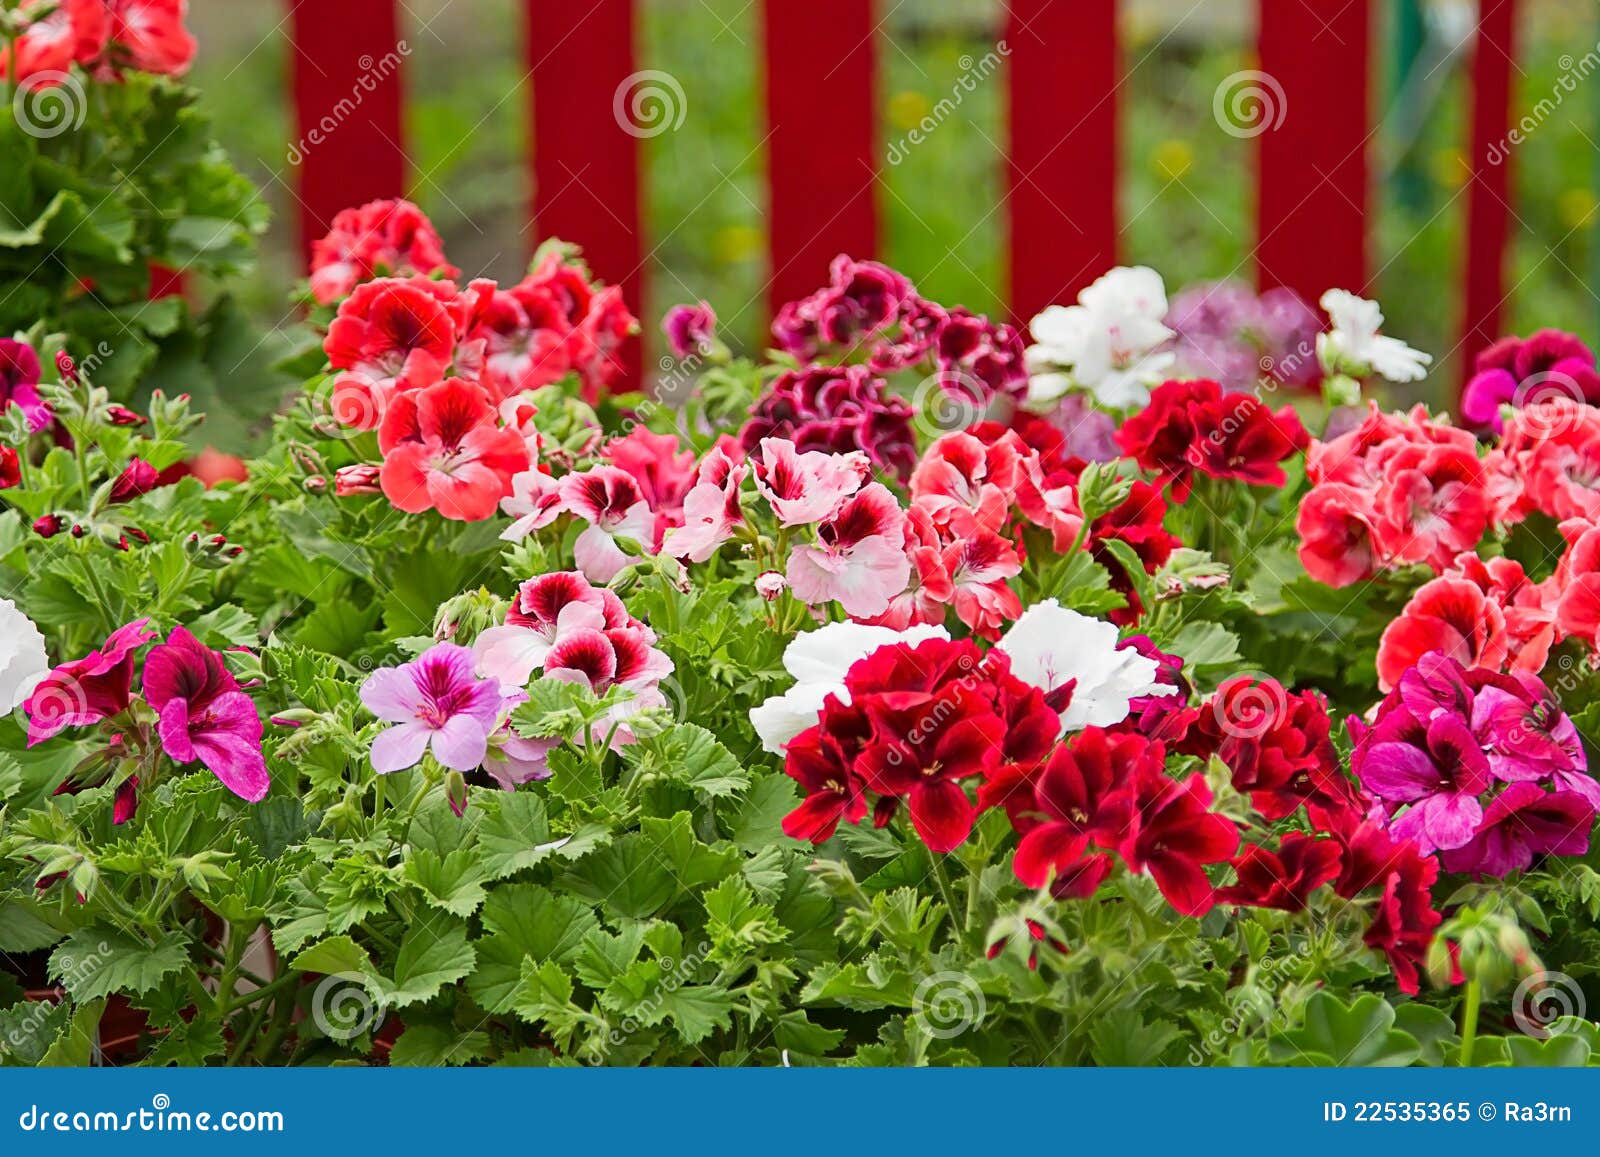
left=1, top=194, right=1598, bottom=1069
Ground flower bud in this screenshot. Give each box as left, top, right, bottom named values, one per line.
left=32, top=513, right=62, bottom=538
left=755, top=571, right=786, bottom=601
left=104, top=404, right=147, bottom=427
left=333, top=463, right=382, bottom=496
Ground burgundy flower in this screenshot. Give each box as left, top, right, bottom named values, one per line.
left=933, top=308, right=1028, bottom=406
left=1329, top=816, right=1442, bottom=995
left=1215, top=833, right=1342, bottom=912
left=143, top=627, right=269, bottom=803
left=0, top=446, right=18, bottom=490
left=23, top=619, right=156, bottom=745
left=740, top=364, right=918, bottom=481
left=771, top=255, right=916, bottom=360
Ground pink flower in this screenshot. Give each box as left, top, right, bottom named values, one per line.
left=542, top=622, right=674, bottom=746
left=499, top=468, right=563, bottom=541
left=461, top=275, right=573, bottom=400
left=482, top=689, right=557, bottom=789
left=751, top=437, right=869, bottom=527
left=910, top=430, right=1028, bottom=537
left=868, top=504, right=956, bottom=630
left=944, top=531, right=1022, bottom=640
left=360, top=643, right=503, bottom=773
left=309, top=199, right=459, bottom=306
left=377, top=378, right=530, bottom=521
left=473, top=571, right=634, bottom=687
left=1438, top=782, right=1595, bottom=876
left=557, top=466, right=657, bottom=583
left=1376, top=576, right=1509, bottom=693
left=601, top=427, right=698, bottom=525
left=142, top=627, right=269, bottom=803
left=333, top=464, right=383, bottom=497
left=24, top=619, right=155, bottom=746
left=108, top=0, right=196, bottom=75
left=660, top=445, right=748, bottom=563
left=786, top=484, right=911, bottom=618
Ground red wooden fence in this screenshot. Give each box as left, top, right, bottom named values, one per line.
left=286, top=0, right=1522, bottom=388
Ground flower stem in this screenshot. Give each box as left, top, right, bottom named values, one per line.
left=929, top=854, right=963, bottom=941
left=1458, top=978, right=1482, bottom=1067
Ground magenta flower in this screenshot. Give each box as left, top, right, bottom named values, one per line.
left=0, top=338, right=51, bottom=433
left=1438, top=782, right=1595, bottom=877
left=662, top=300, right=718, bottom=359
left=24, top=619, right=156, bottom=745
left=360, top=643, right=503, bottom=774
left=143, top=627, right=269, bottom=803
left=1461, top=329, right=1600, bottom=432
left=1358, top=711, right=1490, bottom=854
left=739, top=364, right=918, bottom=481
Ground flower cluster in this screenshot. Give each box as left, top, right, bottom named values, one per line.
left=1, top=0, right=196, bottom=84
left=1298, top=404, right=1490, bottom=587
left=22, top=620, right=269, bottom=820
left=1166, top=280, right=1324, bottom=392
left=739, top=364, right=917, bottom=481
left=1461, top=329, right=1600, bottom=433
left=1350, top=652, right=1598, bottom=877
left=309, top=198, right=460, bottom=306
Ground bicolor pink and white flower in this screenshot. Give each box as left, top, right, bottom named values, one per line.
left=558, top=466, right=657, bottom=583
left=473, top=571, right=634, bottom=687
left=660, top=444, right=748, bottom=563
left=751, top=438, right=869, bottom=527
left=786, top=483, right=911, bottom=619
left=360, top=643, right=504, bottom=774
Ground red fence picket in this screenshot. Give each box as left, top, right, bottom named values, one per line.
left=527, top=0, right=643, bottom=370
left=761, top=0, right=880, bottom=315
left=279, top=1, right=1529, bottom=396
left=1257, top=0, right=1373, bottom=302
left=1462, top=0, right=1520, bottom=383
left=1005, top=0, right=1120, bottom=325
left=286, top=0, right=407, bottom=260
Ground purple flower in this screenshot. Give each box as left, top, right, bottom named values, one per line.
left=1360, top=711, right=1490, bottom=853
left=1166, top=280, right=1324, bottom=392
left=360, top=643, right=503, bottom=774
left=772, top=255, right=916, bottom=360
left=662, top=300, right=718, bottom=360
left=0, top=339, right=52, bottom=433
left=143, top=627, right=269, bottom=804
left=739, top=363, right=917, bottom=481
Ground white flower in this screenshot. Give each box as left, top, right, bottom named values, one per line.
left=0, top=599, right=48, bottom=715
left=996, top=599, right=1174, bottom=734
left=748, top=622, right=950, bottom=754
left=1318, top=289, right=1432, bottom=383
left=1025, top=266, right=1176, bottom=409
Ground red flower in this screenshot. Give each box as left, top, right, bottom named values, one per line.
left=0, top=446, right=18, bottom=490
left=461, top=275, right=572, bottom=400
left=108, top=0, right=196, bottom=76
left=1295, top=481, right=1380, bottom=588
left=1216, top=833, right=1342, bottom=912
left=309, top=198, right=459, bottom=306
left=601, top=427, right=698, bottom=528
left=324, top=277, right=464, bottom=428
left=1118, top=379, right=1307, bottom=502
left=1376, top=575, right=1510, bottom=693
left=109, top=457, right=160, bottom=503
left=377, top=378, right=530, bottom=521
left=781, top=638, right=1055, bottom=853
left=1329, top=817, right=1442, bottom=995
left=1115, top=769, right=1239, bottom=917
left=1010, top=728, right=1156, bottom=898
left=1, top=0, right=110, bottom=81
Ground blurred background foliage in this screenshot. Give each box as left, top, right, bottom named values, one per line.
left=189, top=0, right=1600, bottom=410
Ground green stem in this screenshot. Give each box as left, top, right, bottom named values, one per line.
left=929, top=855, right=963, bottom=942
left=1459, top=978, right=1482, bottom=1067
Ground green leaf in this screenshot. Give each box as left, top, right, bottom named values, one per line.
left=290, top=935, right=374, bottom=978
left=1503, top=1034, right=1591, bottom=1067
left=656, top=986, right=735, bottom=1045
left=1393, top=1003, right=1460, bottom=1067
left=1269, top=992, right=1420, bottom=1067
left=380, top=923, right=476, bottom=1008
left=389, top=1023, right=491, bottom=1067
left=1089, top=1008, right=1182, bottom=1066
left=38, top=999, right=105, bottom=1067
left=479, top=884, right=599, bottom=963
left=49, top=929, right=190, bottom=1002
left=476, top=792, right=555, bottom=881
left=634, top=724, right=749, bottom=799
left=1165, top=621, right=1242, bottom=672
left=404, top=848, right=489, bottom=918
left=725, top=773, right=802, bottom=852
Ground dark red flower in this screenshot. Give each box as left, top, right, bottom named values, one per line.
left=1115, top=769, right=1239, bottom=917
left=32, top=513, right=62, bottom=538
left=1117, top=379, right=1308, bottom=502
left=1328, top=816, right=1443, bottom=995
left=0, top=446, right=18, bottom=490
left=1215, top=833, right=1342, bottom=912
left=740, top=364, right=918, bottom=481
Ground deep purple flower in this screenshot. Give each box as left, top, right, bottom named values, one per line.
left=662, top=300, right=718, bottom=360
left=933, top=307, right=1028, bottom=406
left=739, top=363, right=917, bottom=481
left=1461, top=329, right=1600, bottom=433
left=772, top=255, right=915, bottom=360
left=144, top=627, right=269, bottom=803
left=0, top=338, right=52, bottom=432
left=360, top=643, right=503, bottom=774
left=1438, top=782, right=1595, bottom=877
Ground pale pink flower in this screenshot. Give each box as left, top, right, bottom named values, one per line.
left=558, top=466, right=657, bottom=583
left=751, top=437, right=870, bottom=527
left=500, top=468, right=564, bottom=542
left=661, top=446, right=748, bottom=563
left=786, top=483, right=911, bottom=618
